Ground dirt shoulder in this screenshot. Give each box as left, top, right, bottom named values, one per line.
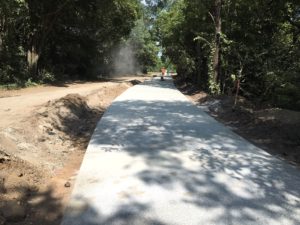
left=174, top=77, right=300, bottom=168
left=0, top=76, right=148, bottom=225
left=0, top=77, right=145, bottom=127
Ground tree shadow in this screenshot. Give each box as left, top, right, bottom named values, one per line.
left=62, top=199, right=167, bottom=225
left=1, top=185, right=64, bottom=225
left=62, top=78, right=300, bottom=224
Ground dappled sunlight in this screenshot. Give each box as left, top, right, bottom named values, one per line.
left=62, top=78, right=300, bottom=225
left=63, top=196, right=167, bottom=225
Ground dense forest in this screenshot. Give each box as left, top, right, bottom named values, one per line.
left=154, top=0, right=300, bottom=110
left=0, top=0, right=299, bottom=110
left=0, top=0, right=159, bottom=84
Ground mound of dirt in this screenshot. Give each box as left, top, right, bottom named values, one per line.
left=0, top=78, right=146, bottom=225
left=37, top=94, right=100, bottom=140
left=129, top=79, right=142, bottom=85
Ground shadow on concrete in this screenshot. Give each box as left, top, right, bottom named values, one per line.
left=62, top=199, right=167, bottom=225
left=63, top=79, right=300, bottom=224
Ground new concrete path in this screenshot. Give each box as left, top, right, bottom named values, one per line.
left=62, top=77, right=300, bottom=225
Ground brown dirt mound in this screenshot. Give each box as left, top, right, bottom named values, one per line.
left=0, top=78, right=145, bottom=225
left=36, top=94, right=101, bottom=142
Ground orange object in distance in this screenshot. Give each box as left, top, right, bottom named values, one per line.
left=161, top=67, right=166, bottom=76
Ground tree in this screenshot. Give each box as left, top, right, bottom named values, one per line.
left=0, top=0, right=28, bottom=84
left=156, top=0, right=300, bottom=110
left=212, top=0, right=222, bottom=93
left=0, top=0, right=140, bottom=83
left=128, top=18, right=160, bottom=73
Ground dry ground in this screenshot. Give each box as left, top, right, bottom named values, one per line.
left=0, top=76, right=148, bottom=225
left=174, top=77, right=300, bottom=168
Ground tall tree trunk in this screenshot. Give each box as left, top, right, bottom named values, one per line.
left=213, top=0, right=222, bottom=86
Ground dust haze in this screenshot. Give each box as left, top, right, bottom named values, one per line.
left=112, top=44, right=141, bottom=76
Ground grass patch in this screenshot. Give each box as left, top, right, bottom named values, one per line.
left=0, top=83, right=20, bottom=90
left=0, top=79, right=39, bottom=90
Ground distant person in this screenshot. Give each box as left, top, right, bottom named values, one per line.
left=161, top=67, right=166, bottom=81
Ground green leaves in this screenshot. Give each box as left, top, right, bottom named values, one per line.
left=0, top=0, right=140, bottom=83
left=154, top=0, right=300, bottom=110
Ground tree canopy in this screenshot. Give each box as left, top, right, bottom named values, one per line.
left=155, top=0, right=300, bottom=110
left=0, top=0, right=141, bottom=83
left=1, top=0, right=299, bottom=110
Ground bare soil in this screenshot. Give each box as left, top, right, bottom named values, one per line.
left=174, top=77, right=300, bottom=167
left=0, top=76, right=147, bottom=225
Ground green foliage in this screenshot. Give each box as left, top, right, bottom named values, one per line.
left=1, top=0, right=299, bottom=111
left=155, top=0, right=300, bottom=110
left=0, top=0, right=140, bottom=83
left=127, top=18, right=160, bottom=73
left=24, top=78, right=38, bottom=87
left=0, top=0, right=28, bottom=84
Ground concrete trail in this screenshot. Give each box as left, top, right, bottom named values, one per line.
left=62, top=77, right=300, bottom=225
